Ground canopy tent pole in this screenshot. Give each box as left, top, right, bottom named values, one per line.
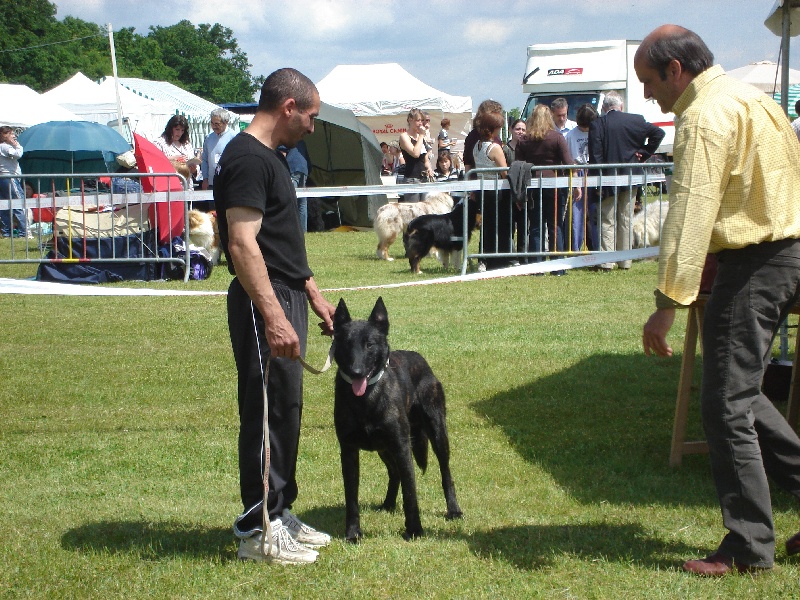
left=107, top=23, right=124, bottom=133
left=782, top=1, right=791, bottom=115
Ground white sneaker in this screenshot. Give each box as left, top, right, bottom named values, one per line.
left=478, top=262, right=487, bottom=273
left=281, top=509, right=332, bottom=548
left=237, top=517, right=319, bottom=564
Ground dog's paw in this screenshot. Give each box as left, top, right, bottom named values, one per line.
left=445, top=509, right=464, bottom=520
left=345, top=528, right=363, bottom=544
left=378, top=500, right=397, bottom=513
left=402, top=527, right=424, bottom=541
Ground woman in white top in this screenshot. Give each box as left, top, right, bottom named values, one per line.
left=0, top=126, right=29, bottom=238
left=472, top=111, right=510, bottom=270
left=154, top=115, right=198, bottom=179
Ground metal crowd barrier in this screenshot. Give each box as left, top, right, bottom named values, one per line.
left=1, top=161, right=671, bottom=282
left=0, top=172, right=191, bottom=282
left=462, top=161, right=671, bottom=275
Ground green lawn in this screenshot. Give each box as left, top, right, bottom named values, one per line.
left=1, top=231, right=798, bottom=599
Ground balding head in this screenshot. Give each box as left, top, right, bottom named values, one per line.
left=636, top=25, right=714, bottom=80
left=634, top=25, right=711, bottom=113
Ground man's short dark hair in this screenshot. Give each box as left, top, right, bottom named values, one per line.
left=794, top=99, right=800, bottom=117
left=258, top=68, right=317, bottom=112
left=643, top=28, right=714, bottom=80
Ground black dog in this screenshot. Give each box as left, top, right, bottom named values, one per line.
left=403, top=198, right=479, bottom=274
left=332, top=297, right=463, bottom=542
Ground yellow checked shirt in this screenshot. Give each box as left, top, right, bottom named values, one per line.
left=656, top=65, right=800, bottom=308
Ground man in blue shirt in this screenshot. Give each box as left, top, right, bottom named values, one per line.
left=201, top=108, right=237, bottom=193
left=278, top=140, right=311, bottom=232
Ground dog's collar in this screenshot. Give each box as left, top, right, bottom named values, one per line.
left=339, top=358, right=390, bottom=387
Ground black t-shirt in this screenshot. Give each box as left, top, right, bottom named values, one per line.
left=214, top=132, right=312, bottom=283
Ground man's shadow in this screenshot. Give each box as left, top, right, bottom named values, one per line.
left=61, top=521, right=234, bottom=561
left=460, top=522, right=697, bottom=571
left=472, top=350, right=797, bottom=509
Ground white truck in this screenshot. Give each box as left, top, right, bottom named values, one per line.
left=522, top=39, right=674, bottom=154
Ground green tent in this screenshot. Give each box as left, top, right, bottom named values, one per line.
left=304, top=102, right=385, bottom=227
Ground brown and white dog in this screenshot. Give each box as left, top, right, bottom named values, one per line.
left=374, top=192, right=454, bottom=261
left=187, top=209, right=221, bottom=265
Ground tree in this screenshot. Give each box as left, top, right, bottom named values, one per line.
left=0, top=3, right=259, bottom=103
left=0, top=0, right=118, bottom=90
left=143, top=20, right=257, bottom=103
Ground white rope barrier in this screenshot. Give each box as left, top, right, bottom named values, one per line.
left=0, top=248, right=658, bottom=296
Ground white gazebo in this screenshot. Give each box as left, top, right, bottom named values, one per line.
left=316, top=63, right=473, bottom=148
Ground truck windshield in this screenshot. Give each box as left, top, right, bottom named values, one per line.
left=522, top=93, right=601, bottom=121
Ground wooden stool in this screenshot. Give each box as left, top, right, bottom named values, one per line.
left=669, top=295, right=800, bottom=467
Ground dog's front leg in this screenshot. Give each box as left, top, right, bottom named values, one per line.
left=340, top=444, right=363, bottom=543
left=391, top=442, right=423, bottom=540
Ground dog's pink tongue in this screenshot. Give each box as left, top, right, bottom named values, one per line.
left=352, top=377, right=368, bottom=397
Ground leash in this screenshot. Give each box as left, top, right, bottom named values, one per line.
left=260, top=358, right=273, bottom=559
left=297, top=339, right=336, bottom=375
left=260, top=339, right=335, bottom=559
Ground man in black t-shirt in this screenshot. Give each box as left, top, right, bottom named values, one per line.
left=214, top=68, right=336, bottom=565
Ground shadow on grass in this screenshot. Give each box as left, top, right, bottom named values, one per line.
left=61, top=520, right=234, bottom=561
left=472, top=351, right=717, bottom=507
left=461, top=522, right=695, bottom=571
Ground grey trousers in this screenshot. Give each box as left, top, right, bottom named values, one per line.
left=702, top=238, right=800, bottom=567
left=599, top=187, right=634, bottom=269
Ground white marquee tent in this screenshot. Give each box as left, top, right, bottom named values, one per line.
left=727, top=60, right=800, bottom=93
left=113, top=77, right=237, bottom=148
left=316, top=63, right=473, bottom=148
left=0, top=84, right=79, bottom=129
left=42, top=72, right=175, bottom=143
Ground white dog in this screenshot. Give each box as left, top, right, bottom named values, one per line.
left=374, top=192, right=455, bottom=261
left=187, top=209, right=221, bottom=265
left=632, top=200, right=669, bottom=248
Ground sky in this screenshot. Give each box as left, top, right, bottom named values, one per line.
left=52, top=0, right=795, bottom=113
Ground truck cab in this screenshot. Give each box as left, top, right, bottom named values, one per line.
left=521, top=39, right=674, bottom=154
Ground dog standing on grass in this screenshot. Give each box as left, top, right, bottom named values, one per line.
left=332, top=297, right=463, bottom=542
left=374, top=192, right=454, bottom=261
left=403, top=198, right=479, bottom=274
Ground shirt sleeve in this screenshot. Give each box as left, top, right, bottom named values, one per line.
left=588, top=119, right=603, bottom=164
left=0, top=143, right=23, bottom=160
left=201, top=137, right=211, bottom=178
left=557, top=133, right=573, bottom=164
left=657, top=123, right=732, bottom=306
left=641, top=122, right=665, bottom=158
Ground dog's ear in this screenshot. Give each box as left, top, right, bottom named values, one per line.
left=369, top=296, right=389, bottom=335
left=334, top=298, right=351, bottom=331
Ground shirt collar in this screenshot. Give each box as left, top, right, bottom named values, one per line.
left=672, top=64, right=725, bottom=117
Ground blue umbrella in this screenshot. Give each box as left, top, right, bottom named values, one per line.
left=18, top=121, right=131, bottom=189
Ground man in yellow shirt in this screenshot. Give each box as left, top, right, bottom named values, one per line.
left=637, top=25, right=800, bottom=576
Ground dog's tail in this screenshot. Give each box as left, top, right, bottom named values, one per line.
left=411, top=430, right=429, bottom=473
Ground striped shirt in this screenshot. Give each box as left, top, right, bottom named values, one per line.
left=656, top=65, right=800, bottom=307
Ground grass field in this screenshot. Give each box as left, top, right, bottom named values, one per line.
left=1, top=230, right=799, bottom=598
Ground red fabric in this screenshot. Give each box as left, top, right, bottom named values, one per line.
left=148, top=203, right=184, bottom=244
left=133, top=133, right=184, bottom=244
left=132, top=133, right=183, bottom=193
left=30, top=207, right=56, bottom=223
